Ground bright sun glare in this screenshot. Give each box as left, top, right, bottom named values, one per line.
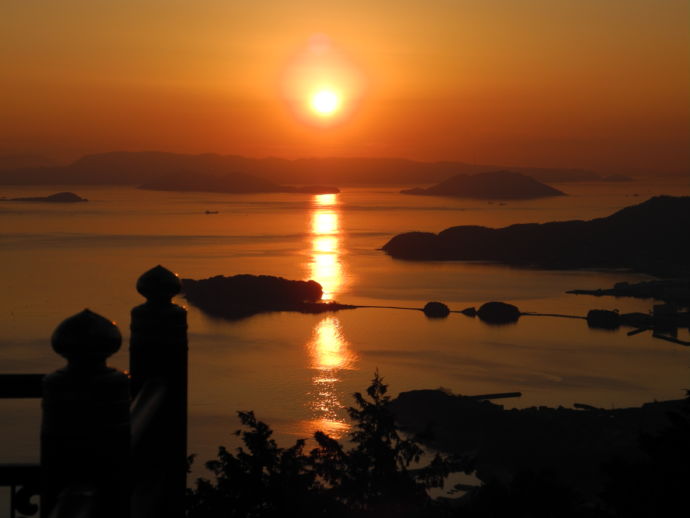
left=282, top=35, right=364, bottom=126
left=310, top=90, right=340, bottom=116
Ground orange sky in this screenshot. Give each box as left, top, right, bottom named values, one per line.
left=1, top=0, right=688, bottom=173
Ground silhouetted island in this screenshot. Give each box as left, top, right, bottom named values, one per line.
left=390, top=388, right=687, bottom=498
left=287, top=185, right=340, bottom=194
left=181, top=274, right=355, bottom=319
left=422, top=301, right=450, bottom=318
left=477, top=301, right=521, bottom=324
left=585, top=307, right=690, bottom=333
left=600, top=173, right=633, bottom=182
left=139, top=171, right=339, bottom=195
left=382, top=195, right=690, bottom=276
left=139, top=171, right=285, bottom=193
left=568, top=278, right=690, bottom=306
left=400, top=171, right=565, bottom=200
left=2, top=191, right=87, bottom=203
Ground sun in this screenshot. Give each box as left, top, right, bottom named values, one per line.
left=310, top=90, right=340, bottom=116
left=281, top=35, right=366, bottom=126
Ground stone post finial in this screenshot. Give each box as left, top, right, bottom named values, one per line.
left=42, top=310, right=129, bottom=518
left=51, top=309, right=121, bottom=367
left=130, top=265, right=187, bottom=518
left=136, top=265, right=181, bottom=303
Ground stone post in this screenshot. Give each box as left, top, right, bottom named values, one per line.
left=129, top=265, right=188, bottom=518
left=41, top=309, right=130, bottom=518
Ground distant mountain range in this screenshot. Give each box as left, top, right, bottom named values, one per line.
left=0, top=154, right=57, bottom=170
left=0, top=151, right=623, bottom=189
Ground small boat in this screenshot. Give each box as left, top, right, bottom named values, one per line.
left=204, top=210, right=219, bottom=214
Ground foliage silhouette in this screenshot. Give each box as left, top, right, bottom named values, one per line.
left=599, top=392, right=690, bottom=517
left=188, top=376, right=690, bottom=517
left=186, top=410, right=337, bottom=517
left=186, top=372, right=471, bottom=517
left=457, top=469, right=592, bottom=518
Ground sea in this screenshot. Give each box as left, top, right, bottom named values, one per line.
left=1, top=178, right=689, bottom=504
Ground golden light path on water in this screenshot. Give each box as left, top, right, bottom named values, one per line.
left=302, top=193, right=358, bottom=438
left=310, top=194, right=340, bottom=300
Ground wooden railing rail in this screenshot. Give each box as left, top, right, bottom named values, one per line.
left=0, top=374, right=44, bottom=399
left=0, top=463, right=40, bottom=518
left=0, top=374, right=44, bottom=517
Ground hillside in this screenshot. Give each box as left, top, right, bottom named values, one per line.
left=382, top=196, right=690, bottom=276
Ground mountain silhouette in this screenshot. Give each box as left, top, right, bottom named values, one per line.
left=382, top=195, right=690, bottom=276
left=0, top=151, right=606, bottom=187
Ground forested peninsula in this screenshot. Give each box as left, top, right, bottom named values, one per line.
left=382, top=196, right=690, bottom=276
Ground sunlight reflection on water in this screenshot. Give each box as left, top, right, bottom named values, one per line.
left=305, top=316, right=358, bottom=438
left=302, top=194, right=357, bottom=438
left=310, top=196, right=343, bottom=300
left=308, top=316, right=357, bottom=372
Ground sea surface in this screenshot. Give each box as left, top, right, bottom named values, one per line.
left=1, top=179, right=689, bottom=499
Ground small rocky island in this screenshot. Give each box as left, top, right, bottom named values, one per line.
left=401, top=171, right=565, bottom=200
left=382, top=195, right=690, bottom=276
left=181, top=274, right=355, bottom=319
left=2, top=191, right=87, bottom=203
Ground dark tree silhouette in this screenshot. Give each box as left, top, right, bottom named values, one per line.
left=188, top=375, right=690, bottom=517
left=599, top=392, right=690, bottom=517
left=458, top=469, right=591, bottom=518
left=187, top=372, right=470, bottom=518
left=311, top=371, right=466, bottom=517
left=186, top=410, right=337, bottom=517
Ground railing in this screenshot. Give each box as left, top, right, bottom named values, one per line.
left=0, top=265, right=188, bottom=518
left=0, top=374, right=43, bottom=517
